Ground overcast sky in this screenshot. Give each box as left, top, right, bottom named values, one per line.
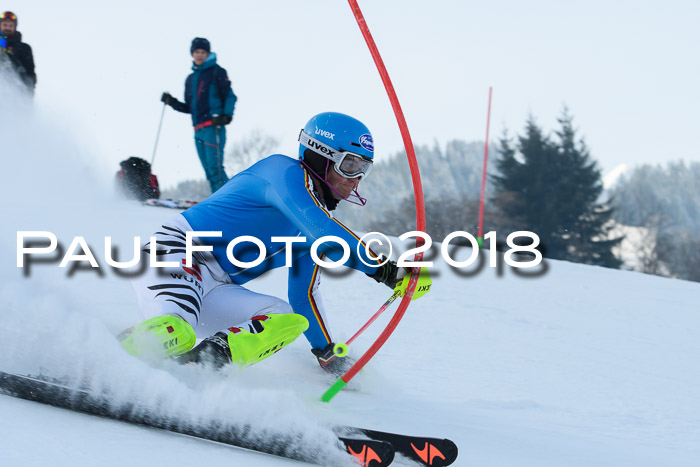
left=8, top=0, right=700, bottom=188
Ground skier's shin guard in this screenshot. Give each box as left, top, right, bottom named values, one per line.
left=118, top=315, right=197, bottom=359
left=227, top=313, right=309, bottom=367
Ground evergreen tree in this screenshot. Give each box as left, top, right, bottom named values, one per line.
left=492, top=109, right=622, bottom=268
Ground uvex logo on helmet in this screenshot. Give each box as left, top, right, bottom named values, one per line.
left=359, top=134, right=374, bottom=152
left=309, top=140, right=337, bottom=157
left=315, top=127, right=335, bottom=140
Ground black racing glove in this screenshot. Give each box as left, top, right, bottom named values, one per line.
left=367, top=259, right=400, bottom=289
left=211, top=114, right=233, bottom=126
left=160, top=92, right=175, bottom=106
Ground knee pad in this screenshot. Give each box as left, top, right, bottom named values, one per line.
left=227, top=313, right=309, bottom=367
left=118, top=315, right=197, bottom=359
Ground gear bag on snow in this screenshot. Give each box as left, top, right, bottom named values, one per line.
left=115, top=156, right=160, bottom=201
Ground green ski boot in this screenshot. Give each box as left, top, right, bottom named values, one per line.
left=118, top=315, right=197, bottom=359
left=175, top=313, right=309, bottom=369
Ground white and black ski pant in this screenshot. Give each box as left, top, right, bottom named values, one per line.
left=131, top=214, right=291, bottom=338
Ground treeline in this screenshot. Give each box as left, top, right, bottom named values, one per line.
left=610, top=161, right=700, bottom=282
left=334, top=140, right=492, bottom=234
left=346, top=110, right=622, bottom=270
left=163, top=115, right=700, bottom=282
left=164, top=134, right=495, bottom=237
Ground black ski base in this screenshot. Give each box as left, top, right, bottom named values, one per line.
left=0, top=370, right=456, bottom=466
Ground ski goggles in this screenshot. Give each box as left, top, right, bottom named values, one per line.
left=299, top=130, right=373, bottom=179
left=0, top=11, right=16, bottom=22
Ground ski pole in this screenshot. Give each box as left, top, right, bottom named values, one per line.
left=215, top=125, right=223, bottom=189
left=333, top=289, right=402, bottom=357
left=150, top=102, right=167, bottom=167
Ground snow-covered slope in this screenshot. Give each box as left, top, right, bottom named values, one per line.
left=2, top=77, right=700, bottom=467
left=3, top=203, right=700, bottom=467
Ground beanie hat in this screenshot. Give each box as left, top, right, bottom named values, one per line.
left=0, top=11, right=17, bottom=26
left=190, top=37, right=210, bottom=54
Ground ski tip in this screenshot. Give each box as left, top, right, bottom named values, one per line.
left=341, top=438, right=395, bottom=466
left=407, top=438, right=458, bottom=466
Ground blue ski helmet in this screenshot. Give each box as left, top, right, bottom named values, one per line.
left=299, top=112, right=374, bottom=179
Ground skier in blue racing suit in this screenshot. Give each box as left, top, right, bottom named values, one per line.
left=120, top=112, right=402, bottom=376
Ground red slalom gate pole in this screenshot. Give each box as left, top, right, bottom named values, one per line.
left=477, top=86, right=493, bottom=246
left=321, top=0, right=426, bottom=402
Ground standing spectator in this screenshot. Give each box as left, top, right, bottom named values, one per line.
left=0, top=11, right=36, bottom=94
left=161, top=37, right=237, bottom=193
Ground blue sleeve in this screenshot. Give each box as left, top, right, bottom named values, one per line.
left=264, top=163, right=382, bottom=275
left=171, top=75, right=191, bottom=114
left=287, top=253, right=332, bottom=350
left=171, top=99, right=190, bottom=114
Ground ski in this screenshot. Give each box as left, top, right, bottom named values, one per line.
left=143, top=198, right=198, bottom=209
left=338, top=426, right=458, bottom=466
left=0, top=370, right=395, bottom=466
left=340, top=437, right=395, bottom=466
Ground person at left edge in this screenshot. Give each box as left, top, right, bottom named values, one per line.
left=0, top=11, right=36, bottom=94
left=161, top=37, right=237, bottom=193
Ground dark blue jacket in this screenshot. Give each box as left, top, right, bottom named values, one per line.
left=171, top=53, right=236, bottom=127
left=1, top=31, right=36, bottom=92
